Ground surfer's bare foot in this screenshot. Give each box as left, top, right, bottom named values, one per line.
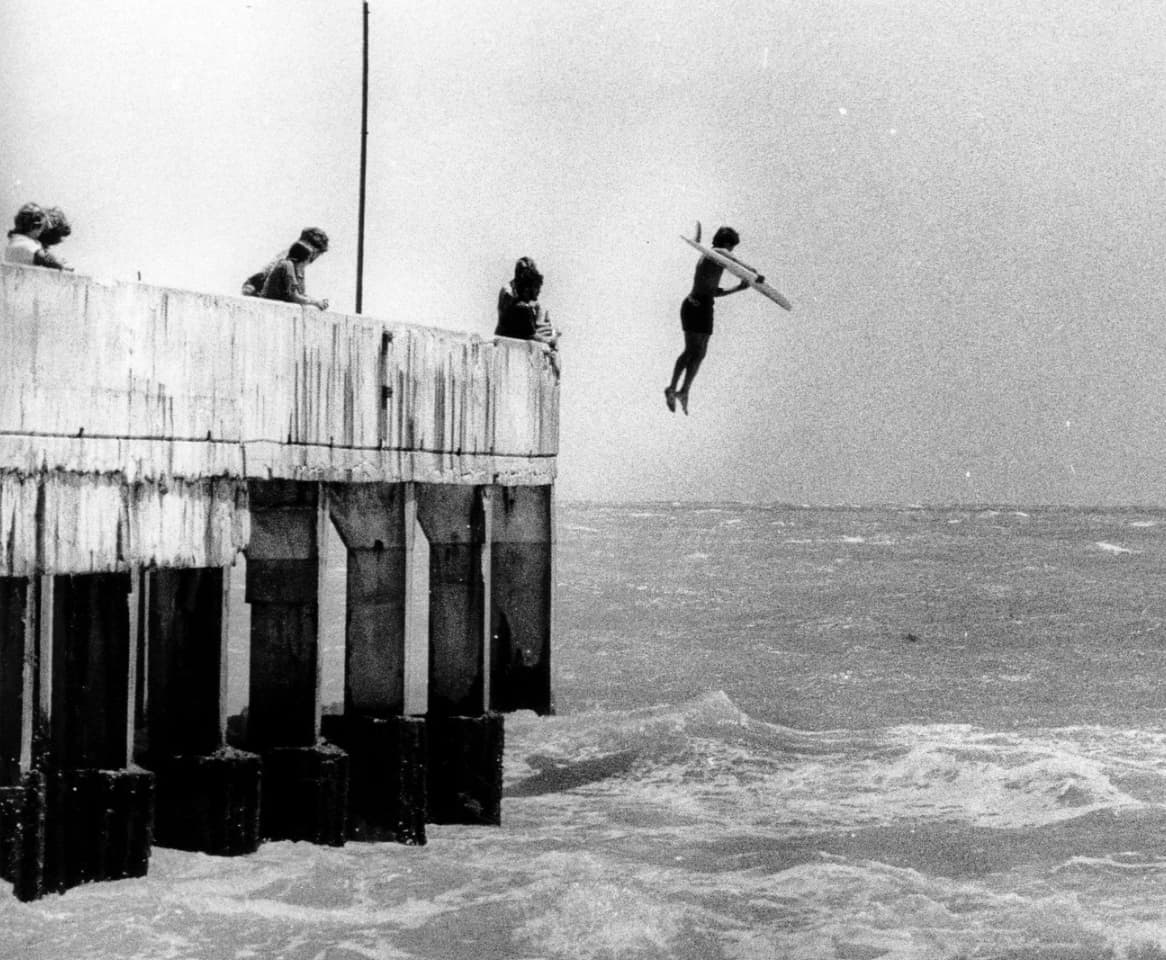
left=664, top=387, right=677, bottom=413
left=677, top=391, right=689, bottom=415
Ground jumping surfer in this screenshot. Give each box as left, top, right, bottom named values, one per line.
left=665, top=225, right=762, bottom=415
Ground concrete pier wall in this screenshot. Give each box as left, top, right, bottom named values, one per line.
left=0, top=264, right=558, bottom=575
left=0, top=264, right=559, bottom=898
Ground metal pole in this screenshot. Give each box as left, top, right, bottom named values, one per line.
left=356, top=0, right=369, bottom=313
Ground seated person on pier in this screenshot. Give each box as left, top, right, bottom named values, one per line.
left=242, top=227, right=330, bottom=311
left=495, top=257, right=560, bottom=372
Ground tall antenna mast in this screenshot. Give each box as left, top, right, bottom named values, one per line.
left=356, top=0, right=370, bottom=313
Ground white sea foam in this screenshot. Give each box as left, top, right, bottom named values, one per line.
left=1096, top=541, right=1138, bottom=555
left=12, top=504, right=1166, bottom=960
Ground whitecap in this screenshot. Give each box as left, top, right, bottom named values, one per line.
left=1095, top=542, right=1137, bottom=555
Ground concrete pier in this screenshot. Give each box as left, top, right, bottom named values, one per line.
left=0, top=263, right=558, bottom=898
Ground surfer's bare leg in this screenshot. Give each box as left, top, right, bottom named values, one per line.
left=665, top=353, right=687, bottom=412
left=674, top=332, right=708, bottom=415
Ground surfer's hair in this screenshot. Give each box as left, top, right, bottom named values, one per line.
left=712, top=226, right=739, bottom=248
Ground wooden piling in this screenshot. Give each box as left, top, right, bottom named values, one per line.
left=0, top=578, right=35, bottom=786
left=0, top=578, right=44, bottom=900
left=43, top=573, right=153, bottom=893
left=146, top=567, right=261, bottom=855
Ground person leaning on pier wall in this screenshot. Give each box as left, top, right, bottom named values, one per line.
left=242, top=226, right=330, bottom=311
left=495, top=256, right=561, bottom=374
left=3, top=202, right=74, bottom=270
left=38, top=207, right=74, bottom=271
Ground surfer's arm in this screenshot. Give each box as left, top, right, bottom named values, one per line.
left=715, top=280, right=751, bottom=297
left=714, top=247, right=764, bottom=282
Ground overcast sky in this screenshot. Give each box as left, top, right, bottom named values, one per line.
left=4, top=0, right=1166, bottom=505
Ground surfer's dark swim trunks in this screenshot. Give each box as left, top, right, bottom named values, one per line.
left=680, top=294, right=714, bottom=335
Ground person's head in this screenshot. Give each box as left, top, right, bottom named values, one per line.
left=287, top=240, right=315, bottom=263
left=9, top=202, right=47, bottom=239
left=712, top=226, right=739, bottom=250
left=298, top=227, right=329, bottom=262
left=41, top=207, right=71, bottom=247
left=512, top=256, right=543, bottom=299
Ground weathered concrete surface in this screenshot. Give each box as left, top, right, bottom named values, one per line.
left=490, top=485, right=554, bottom=714
left=245, top=481, right=323, bottom=751
left=0, top=265, right=558, bottom=576
left=416, top=485, right=488, bottom=716
left=328, top=483, right=413, bottom=717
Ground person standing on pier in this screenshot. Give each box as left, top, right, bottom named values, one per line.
left=664, top=225, right=755, bottom=415
left=496, top=257, right=560, bottom=373
left=243, top=227, right=330, bottom=310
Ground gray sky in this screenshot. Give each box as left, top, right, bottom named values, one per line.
left=4, top=0, right=1166, bottom=504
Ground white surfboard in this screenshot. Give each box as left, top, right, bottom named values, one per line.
left=681, top=233, right=792, bottom=311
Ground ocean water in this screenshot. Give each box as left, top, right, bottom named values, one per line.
left=6, top=503, right=1166, bottom=959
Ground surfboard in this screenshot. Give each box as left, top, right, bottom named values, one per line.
left=681, top=233, right=792, bottom=311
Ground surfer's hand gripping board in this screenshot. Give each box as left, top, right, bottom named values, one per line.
left=681, top=231, right=792, bottom=311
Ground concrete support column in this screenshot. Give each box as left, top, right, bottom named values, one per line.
left=490, top=485, right=554, bottom=715
left=0, top=578, right=44, bottom=901
left=146, top=567, right=261, bottom=855
left=246, top=480, right=346, bottom=845
left=416, top=485, right=489, bottom=715
left=326, top=483, right=426, bottom=844
left=43, top=573, right=152, bottom=894
left=417, top=484, right=503, bottom=825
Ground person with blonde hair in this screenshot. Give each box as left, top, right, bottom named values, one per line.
left=3, top=203, right=48, bottom=266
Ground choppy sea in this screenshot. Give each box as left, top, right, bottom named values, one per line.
left=6, top=502, right=1166, bottom=960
